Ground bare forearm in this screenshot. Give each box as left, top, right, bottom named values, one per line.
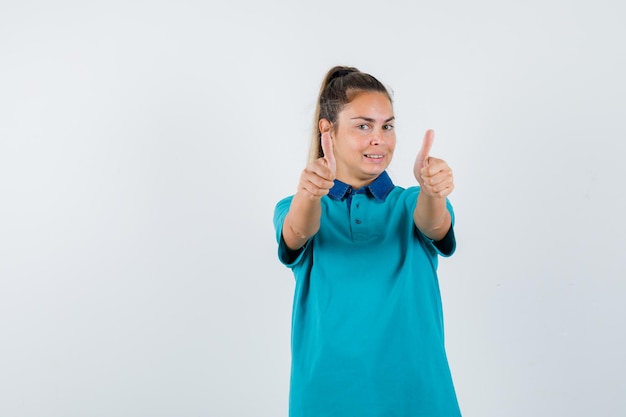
left=412, top=130, right=454, bottom=241
left=283, top=192, right=323, bottom=250
left=283, top=130, right=335, bottom=250
left=413, top=193, right=451, bottom=241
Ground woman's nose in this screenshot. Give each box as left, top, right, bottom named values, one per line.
left=370, top=130, right=384, bottom=145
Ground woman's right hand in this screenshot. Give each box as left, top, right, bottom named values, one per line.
left=297, top=131, right=337, bottom=200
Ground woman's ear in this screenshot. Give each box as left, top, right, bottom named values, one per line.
left=319, top=119, right=332, bottom=135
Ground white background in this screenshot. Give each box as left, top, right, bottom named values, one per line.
left=1, top=1, right=625, bottom=416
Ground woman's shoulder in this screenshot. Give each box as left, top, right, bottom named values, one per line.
left=273, top=195, right=295, bottom=220
left=275, top=194, right=294, bottom=206
left=388, top=184, right=420, bottom=200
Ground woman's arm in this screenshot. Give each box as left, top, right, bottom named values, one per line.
left=283, top=133, right=336, bottom=250
left=412, top=130, right=455, bottom=241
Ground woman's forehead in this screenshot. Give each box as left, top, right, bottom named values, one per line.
left=341, top=91, right=394, bottom=117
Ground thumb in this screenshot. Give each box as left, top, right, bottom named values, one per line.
left=321, top=131, right=336, bottom=176
left=416, top=129, right=434, bottom=168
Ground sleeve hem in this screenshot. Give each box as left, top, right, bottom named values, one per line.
left=433, top=225, right=456, bottom=257
left=278, top=228, right=308, bottom=266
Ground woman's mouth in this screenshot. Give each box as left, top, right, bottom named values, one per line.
left=364, top=154, right=384, bottom=160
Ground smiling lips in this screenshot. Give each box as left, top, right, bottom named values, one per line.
left=364, top=154, right=384, bottom=160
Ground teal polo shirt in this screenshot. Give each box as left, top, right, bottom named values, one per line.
left=274, top=171, right=461, bottom=417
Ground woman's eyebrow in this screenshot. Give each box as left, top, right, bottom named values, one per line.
left=350, top=116, right=395, bottom=123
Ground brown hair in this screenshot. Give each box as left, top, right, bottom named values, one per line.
left=308, top=66, right=393, bottom=163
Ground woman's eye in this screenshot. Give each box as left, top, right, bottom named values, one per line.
left=383, top=124, right=394, bottom=131
left=357, top=124, right=369, bottom=130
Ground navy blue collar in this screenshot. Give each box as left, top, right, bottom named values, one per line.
left=328, top=171, right=394, bottom=202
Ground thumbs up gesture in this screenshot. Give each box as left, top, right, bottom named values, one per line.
left=298, top=131, right=337, bottom=200
left=320, top=131, right=337, bottom=176
left=413, top=129, right=454, bottom=198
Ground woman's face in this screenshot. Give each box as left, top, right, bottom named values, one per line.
left=330, top=91, right=396, bottom=188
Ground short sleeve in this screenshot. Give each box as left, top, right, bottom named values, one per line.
left=433, top=225, right=455, bottom=256
left=273, top=196, right=309, bottom=267
left=411, top=190, right=456, bottom=257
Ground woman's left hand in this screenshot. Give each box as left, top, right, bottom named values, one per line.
left=413, top=129, right=454, bottom=199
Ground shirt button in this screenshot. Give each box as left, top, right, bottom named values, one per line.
left=355, top=219, right=362, bottom=224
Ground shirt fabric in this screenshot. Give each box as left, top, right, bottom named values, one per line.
left=273, top=171, right=462, bottom=417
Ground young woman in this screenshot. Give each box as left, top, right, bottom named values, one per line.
left=273, top=66, right=461, bottom=416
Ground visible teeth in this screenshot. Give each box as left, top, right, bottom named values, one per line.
left=366, top=154, right=383, bottom=159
